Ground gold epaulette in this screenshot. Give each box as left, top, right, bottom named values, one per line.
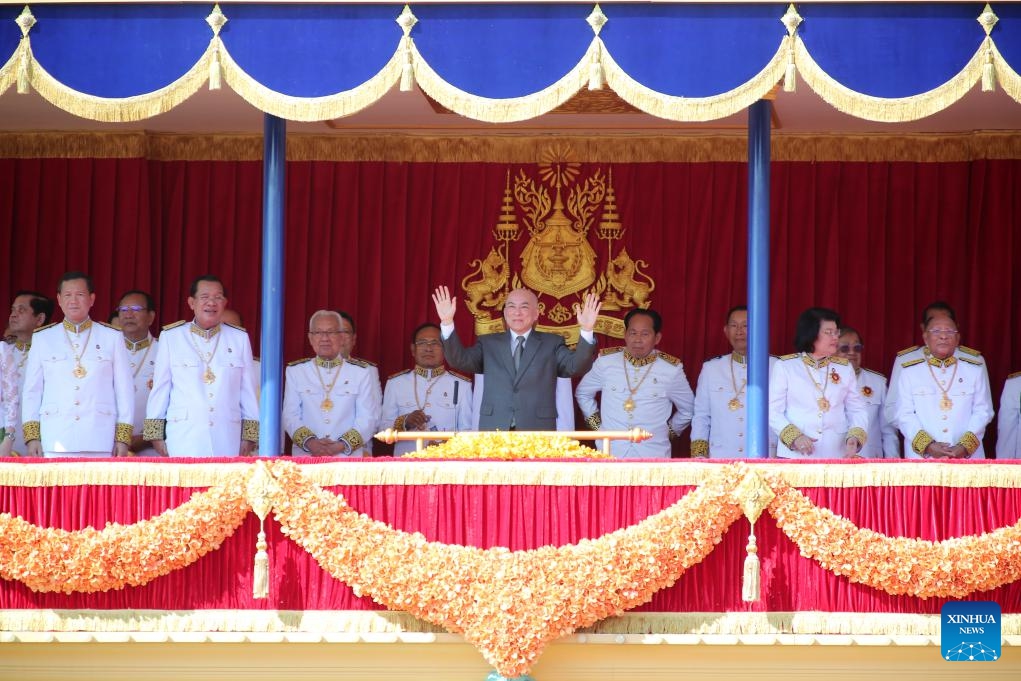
left=599, top=346, right=625, bottom=357
left=901, top=358, right=925, bottom=369
left=829, top=356, right=849, bottom=366
left=959, top=355, right=983, bottom=366
left=896, top=345, right=921, bottom=357
left=347, top=357, right=376, bottom=369
left=287, top=357, right=312, bottom=367
left=224, top=321, right=246, bottom=332
left=958, top=345, right=982, bottom=358
left=162, top=320, right=187, bottom=331
left=388, top=368, right=412, bottom=380
left=33, top=322, right=58, bottom=333
left=1008, top=371, right=1021, bottom=380
left=778, top=353, right=800, bottom=361
left=449, top=369, right=472, bottom=382
left=657, top=351, right=681, bottom=366
left=96, top=320, right=118, bottom=330
left=862, top=367, right=887, bottom=379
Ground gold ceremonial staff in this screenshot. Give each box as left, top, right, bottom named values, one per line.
left=375, top=428, right=652, bottom=455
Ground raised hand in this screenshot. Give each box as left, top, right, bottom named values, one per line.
left=432, top=285, right=457, bottom=325
left=574, top=291, right=602, bottom=332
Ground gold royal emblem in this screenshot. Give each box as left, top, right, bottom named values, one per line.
left=461, top=145, right=656, bottom=341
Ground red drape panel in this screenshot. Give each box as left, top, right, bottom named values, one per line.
left=2, top=460, right=1019, bottom=614
left=1, top=157, right=1019, bottom=449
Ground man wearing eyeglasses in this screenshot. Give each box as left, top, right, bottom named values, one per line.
left=283, top=310, right=379, bottom=456
left=144, top=275, right=259, bottom=457
left=884, top=301, right=989, bottom=426
left=690, top=305, right=778, bottom=458
left=893, top=316, right=993, bottom=459
left=116, top=290, right=159, bottom=456
left=835, top=327, right=899, bottom=459
left=380, top=323, right=473, bottom=456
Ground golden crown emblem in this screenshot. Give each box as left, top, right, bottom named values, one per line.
left=461, top=144, right=655, bottom=342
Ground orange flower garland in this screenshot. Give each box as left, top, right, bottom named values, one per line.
left=402, top=432, right=613, bottom=460
left=0, top=469, right=251, bottom=594
left=767, top=474, right=1021, bottom=598
left=267, top=460, right=744, bottom=677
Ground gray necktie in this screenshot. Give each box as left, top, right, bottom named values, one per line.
left=513, top=335, right=525, bottom=373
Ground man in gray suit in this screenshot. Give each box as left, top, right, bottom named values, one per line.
left=432, top=286, right=600, bottom=431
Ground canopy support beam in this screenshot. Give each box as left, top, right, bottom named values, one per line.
left=259, top=114, right=286, bottom=456
left=747, top=99, right=771, bottom=459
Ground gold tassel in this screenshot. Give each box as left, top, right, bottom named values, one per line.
left=399, top=38, right=414, bottom=92
left=783, top=61, right=797, bottom=93
left=16, top=53, right=29, bottom=94
left=209, top=50, right=222, bottom=91
left=982, top=60, right=995, bottom=92
left=742, top=530, right=760, bottom=602
left=253, top=522, right=268, bottom=599
left=588, top=45, right=603, bottom=91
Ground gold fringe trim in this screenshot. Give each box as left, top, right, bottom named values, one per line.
left=1, top=459, right=1020, bottom=489
left=29, top=40, right=216, bottom=123
left=218, top=39, right=403, bottom=122
left=2, top=609, right=1018, bottom=638
left=0, top=38, right=22, bottom=97
left=602, top=36, right=788, bottom=122
left=993, top=42, right=1021, bottom=105
left=4, top=131, right=1020, bottom=163
left=411, top=39, right=590, bottom=123
left=795, top=35, right=984, bottom=123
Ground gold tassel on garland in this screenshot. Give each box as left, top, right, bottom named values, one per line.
left=734, top=468, right=774, bottom=602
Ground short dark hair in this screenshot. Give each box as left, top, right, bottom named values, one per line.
left=107, top=308, right=120, bottom=324
left=794, top=307, right=841, bottom=353
left=624, top=308, right=662, bottom=334
left=839, top=326, right=863, bottom=341
left=336, top=310, right=356, bottom=334
left=922, top=300, right=956, bottom=326
left=118, top=289, right=156, bottom=312
left=58, top=271, right=94, bottom=294
left=14, top=290, right=54, bottom=325
left=725, top=305, right=747, bottom=323
left=189, top=274, right=227, bottom=299
left=411, top=322, right=440, bottom=344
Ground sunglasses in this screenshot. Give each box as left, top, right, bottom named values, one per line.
left=838, top=343, right=864, bottom=353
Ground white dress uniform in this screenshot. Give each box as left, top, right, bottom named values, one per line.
left=690, top=352, right=778, bottom=458
left=0, top=343, right=18, bottom=451
left=381, top=365, right=474, bottom=456
left=144, top=321, right=259, bottom=457
left=575, top=347, right=695, bottom=459
left=885, top=344, right=989, bottom=425
left=855, top=368, right=900, bottom=459
left=22, top=319, right=134, bottom=457
left=283, top=356, right=381, bottom=457
left=125, top=335, right=158, bottom=456
left=2, top=340, right=33, bottom=455
left=894, top=352, right=993, bottom=459
left=997, top=372, right=1021, bottom=459
left=769, top=353, right=869, bottom=459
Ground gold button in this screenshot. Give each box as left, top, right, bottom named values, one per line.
left=942, top=428, right=948, bottom=433
left=74, top=416, right=80, bottom=421
left=74, top=401, right=80, bottom=406
left=209, top=407, right=214, bottom=412
left=209, top=421, right=214, bottom=427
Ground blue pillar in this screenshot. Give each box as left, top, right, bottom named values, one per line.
left=747, top=100, right=771, bottom=459
left=260, top=114, right=286, bottom=456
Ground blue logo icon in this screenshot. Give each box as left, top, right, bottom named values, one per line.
left=941, top=601, right=1001, bottom=661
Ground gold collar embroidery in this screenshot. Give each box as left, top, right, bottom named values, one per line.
left=801, top=353, right=830, bottom=369
left=124, top=336, right=152, bottom=352
left=624, top=350, right=657, bottom=367
left=315, top=356, right=343, bottom=369
left=415, top=365, right=446, bottom=378
left=63, top=318, right=92, bottom=333
left=731, top=351, right=746, bottom=364
left=190, top=323, right=220, bottom=340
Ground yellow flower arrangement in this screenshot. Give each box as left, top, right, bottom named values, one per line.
left=767, top=473, right=1021, bottom=598
left=0, top=469, right=251, bottom=594
left=267, top=460, right=744, bottom=677
left=402, top=432, right=613, bottom=460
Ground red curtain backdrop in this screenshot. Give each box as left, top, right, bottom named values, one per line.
left=1, top=157, right=1019, bottom=448
left=1, top=459, right=1019, bottom=613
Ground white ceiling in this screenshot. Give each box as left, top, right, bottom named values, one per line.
left=2, top=77, right=1020, bottom=136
